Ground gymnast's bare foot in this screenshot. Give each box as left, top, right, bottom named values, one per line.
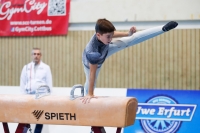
left=162, top=21, right=178, bottom=31
left=80, top=95, right=98, bottom=104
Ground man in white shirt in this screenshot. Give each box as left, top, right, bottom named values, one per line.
left=20, top=48, right=52, bottom=94
left=20, top=48, right=52, bottom=133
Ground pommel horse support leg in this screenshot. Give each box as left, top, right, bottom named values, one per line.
left=0, top=93, right=138, bottom=133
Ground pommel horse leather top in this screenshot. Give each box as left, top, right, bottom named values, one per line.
left=0, top=94, right=138, bottom=127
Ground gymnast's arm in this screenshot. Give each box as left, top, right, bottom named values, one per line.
left=88, top=63, right=97, bottom=96
left=81, top=63, right=98, bottom=104
left=113, top=26, right=137, bottom=38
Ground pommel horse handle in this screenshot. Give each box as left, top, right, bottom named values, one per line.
left=35, top=85, right=51, bottom=99
left=70, top=84, right=84, bottom=100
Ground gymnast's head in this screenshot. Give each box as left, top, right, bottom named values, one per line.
left=95, top=18, right=116, bottom=45
left=31, top=48, right=42, bottom=65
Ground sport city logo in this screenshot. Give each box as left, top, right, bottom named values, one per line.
left=136, top=95, right=196, bottom=133
left=32, top=110, right=44, bottom=121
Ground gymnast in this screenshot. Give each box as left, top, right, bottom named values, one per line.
left=81, top=18, right=178, bottom=103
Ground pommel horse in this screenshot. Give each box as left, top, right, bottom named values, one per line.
left=0, top=86, right=138, bottom=133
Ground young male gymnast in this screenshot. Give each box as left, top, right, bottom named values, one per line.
left=81, top=18, right=178, bottom=104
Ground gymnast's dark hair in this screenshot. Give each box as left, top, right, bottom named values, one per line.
left=95, top=18, right=116, bottom=34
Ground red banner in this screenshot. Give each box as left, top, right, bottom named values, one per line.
left=0, top=0, right=70, bottom=36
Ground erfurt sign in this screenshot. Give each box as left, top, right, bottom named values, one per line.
left=0, top=0, right=70, bottom=36
left=125, top=89, right=199, bottom=133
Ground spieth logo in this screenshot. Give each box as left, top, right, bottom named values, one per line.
left=31, top=110, right=76, bottom=121
left=32, top=110, right=44, bottom=121
left=136, top=96, right=196, bottom=133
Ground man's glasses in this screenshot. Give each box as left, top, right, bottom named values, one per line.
left=33, top=53, right=41, bottom=55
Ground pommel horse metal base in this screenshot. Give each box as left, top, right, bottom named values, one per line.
left=0, top=85, right=138, bottom=133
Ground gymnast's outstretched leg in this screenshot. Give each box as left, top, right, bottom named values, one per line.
left=107, top=21, right=178, bottom=58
